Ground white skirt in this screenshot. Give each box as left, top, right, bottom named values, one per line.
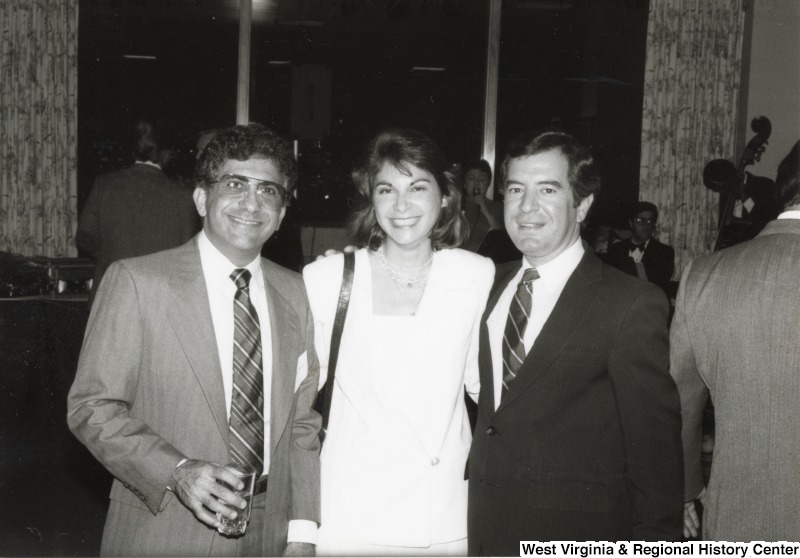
left=317, top=533, right=468, bottom=557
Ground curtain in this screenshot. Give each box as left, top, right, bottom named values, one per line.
left=0, top=0, right=79, bottom=257
left=639, top=0, right=746, bottom=277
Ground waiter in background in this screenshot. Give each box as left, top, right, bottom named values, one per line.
left=607, top=201, right=675, bottom=295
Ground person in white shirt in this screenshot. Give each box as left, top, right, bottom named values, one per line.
left=468, top=130, right=683, bottom=555
left=303, top=128, right=494, bottom=556
left=67, top=123, right=320, bottom=557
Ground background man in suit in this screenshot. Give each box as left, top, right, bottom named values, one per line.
left=607, top=201, right=675, bottom=295
left=77, top=117, right=200, bottom=305
left=468, top=130, right=683, bottom=555
left=673, top=140, right=800, bottom=541
left=68, top=123, right=321, bottom=557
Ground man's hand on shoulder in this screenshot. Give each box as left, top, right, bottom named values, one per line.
left=314, top=245, right=356, bottom=261
left=284, top=542, right=315, bottom=556
left=170, top=459, right=248, bottom=529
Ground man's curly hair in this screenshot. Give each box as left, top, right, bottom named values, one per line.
left=195, top=123, right=297, bottom=194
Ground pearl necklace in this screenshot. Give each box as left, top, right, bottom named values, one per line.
left=375, top=245, right=433, bottom=289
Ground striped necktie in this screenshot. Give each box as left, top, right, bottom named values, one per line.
left=229, top=268, right=265, bottom=477
left=502, top=268, right=540, bottom=397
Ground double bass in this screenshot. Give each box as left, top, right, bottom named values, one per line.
left=704, top=116, right=772, bottom=251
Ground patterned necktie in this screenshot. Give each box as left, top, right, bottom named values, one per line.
left=502, top=268, right=540, bottom=397
left=229, top=268, right=265, bottom=477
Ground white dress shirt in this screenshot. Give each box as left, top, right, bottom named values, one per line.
left=487, top=238, right=585, bottom=410
left=778, top=210, right=800, bottom=220
left=198, top=232, right=317, bottom=544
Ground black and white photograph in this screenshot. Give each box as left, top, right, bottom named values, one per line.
left=1, top=0, right=798, bottom=556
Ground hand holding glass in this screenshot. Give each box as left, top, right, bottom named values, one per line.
left=216, top=463, right=256, bottom=536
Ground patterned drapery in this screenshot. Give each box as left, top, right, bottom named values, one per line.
left=639, top=0, right=746, bottom=277
left=0, top=0, right=79, bottom=257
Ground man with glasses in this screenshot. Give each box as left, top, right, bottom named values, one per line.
left=608, top=201, right=675, bottom=294
left=68, top=123, right=320, bottom=557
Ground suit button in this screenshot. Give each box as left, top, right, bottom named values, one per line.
left=487, top=426, right=497, bottom=436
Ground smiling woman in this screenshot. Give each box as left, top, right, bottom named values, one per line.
left=302, top=128, right=495, bottom=555
left=371, top=162, right=447, bottom=257
left=346, top=128, right=467, bottom=316
left=350, top=129, right=466, bottom=256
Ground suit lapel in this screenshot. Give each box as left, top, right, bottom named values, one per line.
left=166, top=238, right=230, bottom=442
left=496, top=251, right=602, bottom=413
left=262, top=261, right=301, bottom=457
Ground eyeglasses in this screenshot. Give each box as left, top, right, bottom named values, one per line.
left=633, top=216, right=656, bottom=225
left=210, top=174, right=290, bottom=210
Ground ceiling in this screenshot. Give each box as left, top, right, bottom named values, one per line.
left=79, top=0, right=648, bottom=81
left=77, top=0, right=651, bottom=222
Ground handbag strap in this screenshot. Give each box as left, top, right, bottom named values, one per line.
left=320, top=251, right=355, bottom=435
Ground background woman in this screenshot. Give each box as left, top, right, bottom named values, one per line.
left=460, top=159, right=520, bottom=264
left=460, top=159, right=504, bottom=253
left=303, top=128, right=494, bottom=556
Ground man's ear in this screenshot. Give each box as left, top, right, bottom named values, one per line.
left=193, top=187, right=208, bottom=218
left=576, top=193, right=594, bottom=223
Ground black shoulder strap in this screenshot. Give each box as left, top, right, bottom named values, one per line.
left=320, top=251, right=355, bottom=437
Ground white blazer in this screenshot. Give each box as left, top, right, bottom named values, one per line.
left=303, top=247, right=494, bottom=547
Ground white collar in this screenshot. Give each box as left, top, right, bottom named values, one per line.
left=777, top=210, right=800, bottom=220
left=198, top=230, right=263, bottom=287
left=521, top=236, right=585, bottom=281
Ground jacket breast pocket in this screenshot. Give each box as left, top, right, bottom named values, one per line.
left=527, top=479, right=609, bottom=513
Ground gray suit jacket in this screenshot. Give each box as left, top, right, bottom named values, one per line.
left=671, top=218, right=800, bottom=540
left=67, top=236, right=321, bottom=556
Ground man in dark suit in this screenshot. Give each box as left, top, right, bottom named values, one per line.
left=68, top=124, right=320, bottom=556
left=607, top=201, right=675, bottom=294
left=673, top=140, right=800, bottom=541
left=468, top=131, right=683, bottom=555
left=77, top=118, right=200, bottom=305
